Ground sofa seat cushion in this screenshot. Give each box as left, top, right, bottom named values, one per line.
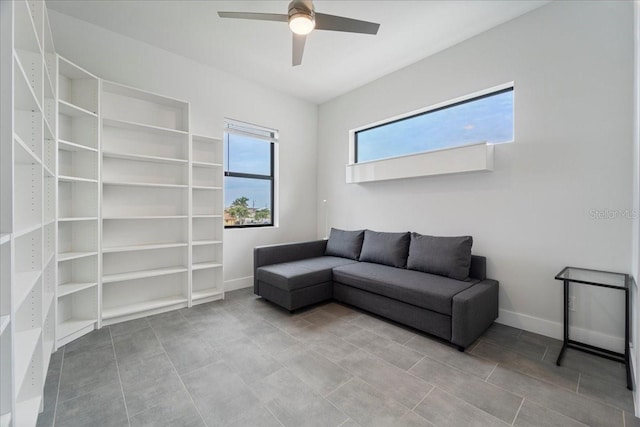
left=257, top=256, right=357, bottom=291
left=332, top=262, right=479, bottom=315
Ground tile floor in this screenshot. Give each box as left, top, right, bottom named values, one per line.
left=37, top=288, right=639, bottom=427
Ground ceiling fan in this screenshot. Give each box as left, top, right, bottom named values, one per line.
left=218, top=0, right=380, bottom=66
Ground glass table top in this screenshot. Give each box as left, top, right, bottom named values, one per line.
left=555, top=267, right=628, bottom=289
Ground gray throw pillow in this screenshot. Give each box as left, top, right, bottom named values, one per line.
left=359, top=230, right=410, bottom=268
left=325, top=228, right=365, bottom=260
left=407, top=233, right=473, bottom=280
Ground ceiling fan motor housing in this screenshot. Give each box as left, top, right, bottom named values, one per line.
left=288, top=0, right=315, bottom=21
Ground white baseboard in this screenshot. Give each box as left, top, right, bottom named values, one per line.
left=497, top=308, right=625, bottom=353
left=224, top=276, right=253, bottom=292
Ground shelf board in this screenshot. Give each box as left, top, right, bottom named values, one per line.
left=103, top=80, right=188, bottom=109
left=58, top=251, right=98, bottom=262
left=102, top=117, right=188, bottom=137
left=102, top=295, right=187, bottom=320
left=103, top=181, right=188, bottom=189
left=192, top=262, right=222, bottom=271
left=58, top=175, right=98, bottom=184
left=192, top=214, right=222, bottom=219
left=14, top=328, right=42, bottom=392
left=14, top=271, right=42, bottom=309
left=0, top=233, right=10, bottom=245
left=102, top=242, right=188, bottom=253
left=0, top=316, right=9, bottom=336
left=15, top=396, right=41, bottom=427
left=103, top=265, right=187, bottom=284
left=43, top=292, right=55, bottom=318
left=58, top=282, right=98, bottom=298
left=102, top=150, right=187, bottom=165
left=43, top=163, right=55, bottom=177
left=192, top=185, right=222, bottom=190
left=14, top=133, right=42, bottom=165
left=192, top=161, right=222, bottom=168
left=13, top=223, right=42, bottom=239
left=58, top=217, right=98, bottom=222
left=58, top=99, right=98, bottom=118
left=58, top=318, right=96, bottom=340
left=192, top=288, right=223, bottom=301
left=13, top=53, right=42, bottom=112
left=192, top=239, right=222, bottom=246
left=103, top=215, right=187, bottom=220
left=58, top=139, right=98, bottom=153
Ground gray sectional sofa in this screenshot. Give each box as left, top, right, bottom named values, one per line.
left=253, top=229, right=499, bottom=350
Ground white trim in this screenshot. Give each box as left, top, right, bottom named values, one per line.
left=224, top=276, right=253, bottom=292
left=497, top=308, right=625, bottom=353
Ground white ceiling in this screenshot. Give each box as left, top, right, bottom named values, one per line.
left=47, top=0, right=549, bottom=104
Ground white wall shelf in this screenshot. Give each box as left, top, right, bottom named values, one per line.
left=192, top=240, right=222, bottom=246
left=102, top=242, right=188, bottom=254
left=102, top=266, right=187, bottom=284
left=102, top=296, right=187, bottom=321
left=0, top=316, right=9, bottom=336
left=58, top=100, right=97, bottom=118
left=58, top=175, right=98, bottom=184
left=103, top=181, right=188, bottom=189
left=192, top=289, right=223, bottom=301
left=102, top=150, right=187, bottom=165
left=192, top=262, right=222, bottom=271
left=58, top=282, right=97, bottom=298
left=103, top=215, right=188, bottom=220
left=58, top=251, right=98, bottom=262
left=59, top=139, right=98, bottom=153
left=14, top=328, right=42, bottom=394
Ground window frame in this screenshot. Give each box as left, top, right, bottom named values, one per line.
left=353, top=84, right=514, bottom=164
left=223, top=119, right=277, bottom=229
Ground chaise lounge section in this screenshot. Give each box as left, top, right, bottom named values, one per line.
left=254, top=229, right=499, bottom=350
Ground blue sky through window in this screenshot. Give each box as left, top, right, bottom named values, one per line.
left=356, top=89, right=514, bottom=163
left=224, top=133, right=272, bottom=209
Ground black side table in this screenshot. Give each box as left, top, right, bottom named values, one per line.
left=555, top=266, right=632, bottom=390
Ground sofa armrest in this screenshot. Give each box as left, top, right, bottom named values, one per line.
left=253, top=240, right=328, bottom=292
left=451, top=279, right=499, bottom=349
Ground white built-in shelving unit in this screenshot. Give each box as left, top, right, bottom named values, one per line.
left=1, top=1, right=57, bottom=425
left=56, top=56, right=100, bottom=347
left=1, top=2, right=224, bottom=424
left=191, top=135, right=224, bottom=305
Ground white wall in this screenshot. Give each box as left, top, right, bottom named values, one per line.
left=48, top=11, right=319, bottom=290
left=317, top=1, right=634, bottom=349
left=632, top=0, right=640, bottom=412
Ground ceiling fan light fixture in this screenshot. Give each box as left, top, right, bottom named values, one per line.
left=289, top=13, right=315, bottom=35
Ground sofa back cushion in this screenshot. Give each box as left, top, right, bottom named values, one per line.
left=359, top=230, right=411, bottom=268
left=325, top=228, right=365, bottom=260
left=407, top=233, right=473, bottom=280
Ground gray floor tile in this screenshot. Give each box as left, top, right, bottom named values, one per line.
left=216, top=337, right=282, bottom=383
left=326, top=378, right=409, bottom=427
left=252, top=328, right=301, bottom=356
left=253, top=370, right=348, bottom=427
left=36, top=372, right=60, bottom=427
left=578, top=373, right=634, bottom=413
left=414, top=387, right=510, bottom=427
left=404, top=334, right=496, bottom=379
left=339, top=349, right=432, bottom=408
left=223, top=405, right=283, bottom=427
left=117, top=351, right=175, bottom=386
left=488, top=366, right=623, bottom=427
left=482, top=325, right=547, bottom=360
left=268, top=316, right=313, bottom=335
left=112, top=326, right=164, bottom=364
left=514, top=399, right=589, bottom=427
left=317, top=302, right=361, bottom=321
left=345, top=328, right=424, bottom=370
left=108, top=317, right=151, bottom=338
left=339, top=420, right=361, bottom=427
left=122, top=368, right=187, bottom=416
left=350, top=314, right=416, bottom=344
left=398, top=411, right=436, bottom=427
left=471, top=340, right=579, bottom=391
left=64, top=328, right=112, bottom=355
left=409, top=355, right=522, bottom=424
left=307, top=335, right=360, bottom=363
left=279, top=348, right=353, bottom=396
left=162, top=334, right=220, bottom=375
left=57, top=344, right=120, bottom=402
left=545, top=347, right=627, bottom=386
left=129, top=390, right=204, bottom=427
left=55, top=381, right=128, bottom=427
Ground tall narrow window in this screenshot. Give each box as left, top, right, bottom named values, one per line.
left=224, top=120, right=277, bottom=228
left=355, top=86, right=514, bottom=163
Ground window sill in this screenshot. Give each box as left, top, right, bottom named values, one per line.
left=346, top=142, right=494, bottom=184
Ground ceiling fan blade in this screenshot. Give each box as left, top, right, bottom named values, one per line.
left=314, top=13, right=380, bottom=35
left=292, top=33, right=306, bottom=66
left=217, top=11, right=288, bottom=23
